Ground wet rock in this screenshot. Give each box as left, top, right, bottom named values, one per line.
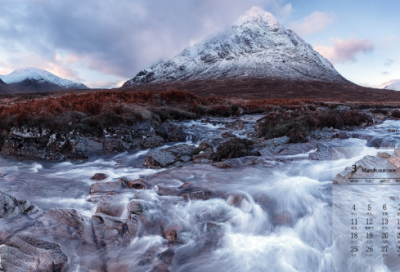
left=0, top=190, right=43, bottom=220
left=36, top=208, right=90, bottom=241
left=309, top=143, right=331, bottom=161
left=127, top=178, right=149, bottom=189
left=155, top=185, right=179, bottom=196
left=64, top=137, right=88, bottom=159
left=221, top=132, right=236, bottom=138
left=155, top=121, right=187, bottom=142
left=395, top=148, right=400, bottom=157
left=212, top=156, right=260, bottom=168
left=143, top=145, right=196, bottom=169
left=192, top=148, right=213, bottom=163
left=273, top=213, right=292, bottom=225
left=181, top=190, right=213, bottom=201
left=143, top=149, right=176, bottom=169
left=90, top=173, right=108, bottom=181
left=179, top=182, right=191, bottom=188
left=96, top=195, right=126, bottom=217
left=253, top=136, right=289, bottom=148
left=127, top=200, right=147, bottom=215
left=0, top=232, right=69, bottom=272
left=90, top=181, right=123, bottom=194
left=377, top=152, right=393, bottom=159
left=226, top=194, right=244, bottom=207
left=225, top=120, right=244, bottom=130
left=103, top=137, right=131, bottom=152
left=136, top=136, right=164, bottom=149
left=338, top=131, right=350, bottom=139
left=390, top=196, right=397, bottom=200
left=91, top=213, right=139, bottom=246
left=389, top=157, right=400, bottom=169
left=159, top=248, right=175, bottom=264
left=164, top=227, right=178, bottom=243
left=213, top=138, right=256, bottom=161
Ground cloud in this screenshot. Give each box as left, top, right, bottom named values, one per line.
left=289, top=11, right=336, bottom=36
left=0, top=0, right=291, bottom=82
left=385, top=58, right=395, bottom=67
left=314, top=38, right=375, bottom=64
left=382, top=71, right=390, bottom=75
left=379, top=79, right=400, bottom=89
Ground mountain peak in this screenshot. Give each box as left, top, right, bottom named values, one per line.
left=123, top=7, right=348, bottom=87
left=234, top=6, right=280, bottom=28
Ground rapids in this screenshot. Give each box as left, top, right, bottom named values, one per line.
left=0, top=116, right=399, bottom=272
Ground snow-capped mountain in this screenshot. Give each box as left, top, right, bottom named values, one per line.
left=123, top=7, right=348, bottom=87
left=0, top=67, right=88, bottom=93
left=384, top=80, right=400, bottom=91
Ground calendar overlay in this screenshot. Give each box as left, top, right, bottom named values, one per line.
left=332, top=150, right=400, bottom=271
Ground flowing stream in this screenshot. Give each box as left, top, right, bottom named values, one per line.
left=0, top=117, right=399, bottom=271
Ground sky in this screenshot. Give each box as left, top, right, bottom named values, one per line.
left=0, top=0, right=399, bottom=88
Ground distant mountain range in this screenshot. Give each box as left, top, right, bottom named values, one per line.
left=383, top=80, right=400, bottom=91
left=0, top=67, right=88, bottom=94
left=123, top=7, right=348, bottom=87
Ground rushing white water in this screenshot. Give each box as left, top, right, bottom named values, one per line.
left=0, top=119, right=399, bottom=271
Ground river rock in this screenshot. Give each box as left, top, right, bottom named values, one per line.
left=388, top=157, right=400, bottom=169
left=90, top=173, right=108, bottom=181
left=309, top=143, right=331, bottom=161
left=212, top=156, right=260, bottom=168
left=181, top=190, right=213, bottom=201
left=96, top=195, right=126, bottom=217
left=377, top=151, right=393, bottom=159
left=225, top=120, right=244, bottom=130
left=103, top=137, right=131, bottom=152
left=0, top=232, right=69, bottom=272
left=395, top=148, right=400, bottom=157
left=127, top=178, right=150, bottom=189
left=155, top=121, right=187, bottom=142
left=36, top=208, right=90, bottom=241
left=338, top=131, right=350, bottom=139
left=127, top=200, right=146, bottom=215
left=90, top=181, right=123, bottom=194
left=0, top=190, right=43, bottom=220
left=91, top=213, right=139, bottom=247
left=143, top=145, right=196, bottom=169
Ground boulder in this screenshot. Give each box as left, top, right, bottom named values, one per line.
left=212, top=156, right=260, bottom=168
left=0, top=232, right=69, bottom=272
left=127, top=178, right=149, bottom=189
left=155, top=121, right=187, bottom=142
left=0, top=191, right=43, bottom=220
left=395, top=148, right=400, bottom=157
left=90, top=181, right=123, bottom=194
left=90, top=173, right=108, bottom=181
left=225, top=120, right=244, bottom=130
left=127, top=200, right=146, bottom=215
left=389, top=157, right=400, bottom=169
left=36, top=208, right=90, bottom=241
left=143, top=145, right=196, bottom=169
left=181, top=190, right=213, bottom=201
left=95, top=195, right=126, bottom=217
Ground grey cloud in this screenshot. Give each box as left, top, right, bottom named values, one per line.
left=0, top=0, right=286, bottom=80
left=382, top=71, right=390, bottom=75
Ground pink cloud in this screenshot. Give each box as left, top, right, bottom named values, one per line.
left=289, top=11, right=336, bottom=36
left=314, top=38, right=375, bottom=64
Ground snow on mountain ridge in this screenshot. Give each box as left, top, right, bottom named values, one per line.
left=0, top=67, right=88, bottom=89
left=123, top=6, right=348, bottom=87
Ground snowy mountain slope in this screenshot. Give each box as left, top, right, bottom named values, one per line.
left=0, top=67, right=88, bottom=93
left=384, top=80, right=400, bottom=91
left=123, top=7, right=348, bottom=87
